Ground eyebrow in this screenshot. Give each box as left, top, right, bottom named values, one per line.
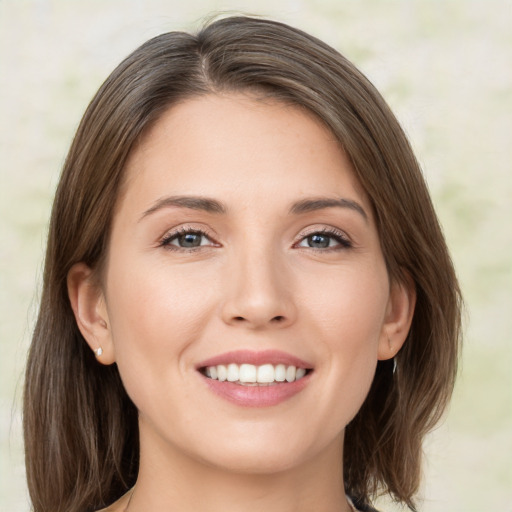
left=139, top=194, right=368, bottom=222
left=289, top=197, right=368, bottom=222
left=140, top=195, right=227, bottom=221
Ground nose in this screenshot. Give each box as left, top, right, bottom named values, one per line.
left=220, top=247, right=297, bottom=330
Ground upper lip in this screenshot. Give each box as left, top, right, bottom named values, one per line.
left=196, top=349, right=313, bottom=370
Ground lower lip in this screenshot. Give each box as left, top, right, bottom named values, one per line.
left=201, top=374, right=311, bottom=407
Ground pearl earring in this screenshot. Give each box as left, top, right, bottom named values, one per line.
left=94, top=347, right=103, bottom=357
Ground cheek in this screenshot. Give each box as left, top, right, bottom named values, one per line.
left=298, top=262, right=388, bottom=416
left=108, top=256, right=212, bottom=328
left=104, top=260, right=217, bottom=391
left=300, top=260, right=389, bottom=342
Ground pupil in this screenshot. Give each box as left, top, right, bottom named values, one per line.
left=309, top=234, right=329, bottom=248
left=180, top=233, right=201, bottom=247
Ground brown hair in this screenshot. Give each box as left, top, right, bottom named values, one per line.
left=23, top=15, right=461, bottom=512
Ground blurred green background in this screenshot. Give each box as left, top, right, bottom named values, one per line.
left=1, top=1, right=510, bottom=510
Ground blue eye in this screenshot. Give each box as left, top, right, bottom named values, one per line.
left=298, top=230, right=351, bottom=250
left=161, top=229, right=213, bottom=249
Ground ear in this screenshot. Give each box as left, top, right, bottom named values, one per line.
left=378, top=275, right=416, bottom=361
left=67, top=262, right=116, bottom=365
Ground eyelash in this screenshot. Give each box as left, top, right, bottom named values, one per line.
left=294, top=227, right=353, bottom=251
left=159, top=226, right=218, bottom=251
left=159, top=227, right=353, bottom=252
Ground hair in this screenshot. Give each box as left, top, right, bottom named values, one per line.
left=23, top=15, right=462, bottom=512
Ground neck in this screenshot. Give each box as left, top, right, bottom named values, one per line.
left=127, top=422, right=353, bottom=512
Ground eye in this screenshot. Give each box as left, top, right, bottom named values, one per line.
left=160, top=228, right=216, bottom=250
left=297, top=229, right=352, bottom=250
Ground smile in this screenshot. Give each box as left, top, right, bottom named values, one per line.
left=197, top=350, right=314, bottom=407
left=202, top=363, right=309, bottom=385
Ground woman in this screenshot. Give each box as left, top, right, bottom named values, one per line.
left=23, top=16, right=461, bottom=512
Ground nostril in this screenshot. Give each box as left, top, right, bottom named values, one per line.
left=228, top=314, right=288, bottom=325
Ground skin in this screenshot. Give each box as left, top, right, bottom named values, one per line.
left=68, top=93, right=415, bottom=512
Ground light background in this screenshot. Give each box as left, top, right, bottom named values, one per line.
left=1, top=0, right=511, bottom=510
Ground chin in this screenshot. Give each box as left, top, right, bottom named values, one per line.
left=184, top=423, right=338, bottom=476
left=199, top=445, right=310, bottom=475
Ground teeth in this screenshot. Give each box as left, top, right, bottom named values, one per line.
left=203, top=363, right=308, bottom=384
left=217, top=365, right=227, bottom=382
left=275, top=364, right=286, bottom=382
left=285, top=365, right=296, bottom=383
left=239, top=364, right=257, bottom=383
left=227, top=363, right=239, bottom=382
left=257, top=364, right=275, bottom=383
left=296, top=367, right=306, bottom=380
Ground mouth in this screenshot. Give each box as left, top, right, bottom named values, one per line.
left=196, top=350, right=314, bottom=407
left=200, top=363, right=311, bottom=386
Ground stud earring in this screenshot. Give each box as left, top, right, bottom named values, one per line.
left=94, top=347, right=103, bottom=357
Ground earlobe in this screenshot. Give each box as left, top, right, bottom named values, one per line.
left=378, top=276, right=416, bottom=361
left=67, top=263, right=116, bottom=365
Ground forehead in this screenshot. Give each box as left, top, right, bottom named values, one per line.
left=120, top=93, right=370, bottom=215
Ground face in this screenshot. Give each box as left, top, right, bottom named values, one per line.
left=71, top=93, right=412, bottom=476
